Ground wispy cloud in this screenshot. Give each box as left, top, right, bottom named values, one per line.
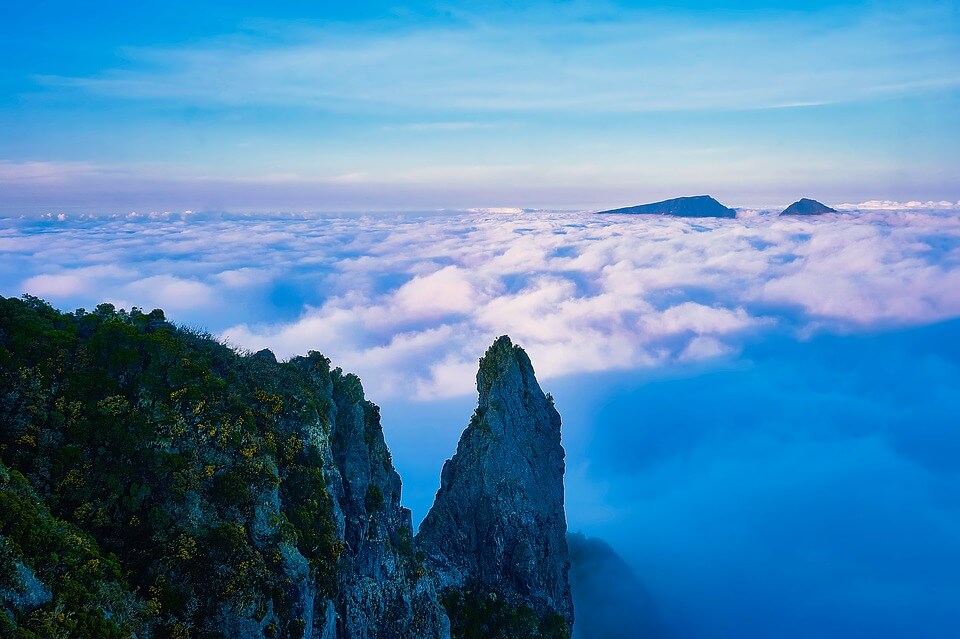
left=0, top=160, right=125, bottom=184
left=839, top=199, right=960, bottom=210
left=38, top=4, right=960, bottom=114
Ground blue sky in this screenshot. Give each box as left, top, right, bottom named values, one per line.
left=1, top=0, right=958, bottom=212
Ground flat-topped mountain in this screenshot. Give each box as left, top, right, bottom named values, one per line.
left=596, top=195, right=736, bottom=218
left=779, top=198, right=837, bottom=216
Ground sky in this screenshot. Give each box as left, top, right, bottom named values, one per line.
left=2, top=205, right=960, bottom=637
left=2, top=0, right=959, bottom=212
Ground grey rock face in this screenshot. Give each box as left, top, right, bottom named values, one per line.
left=287, top=340, right=573, bottom=638
left=596, top=195, right=736, bottom=218
left=326, top=368, right=450, bottom=639
left=0, top=558, right=52, bottom=612
left=417, top=336, right=574, bottom=629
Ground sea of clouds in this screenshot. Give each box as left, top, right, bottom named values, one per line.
left=4, top=205, right=960, bottom=401
left=3, top=205, right=960, bottom=638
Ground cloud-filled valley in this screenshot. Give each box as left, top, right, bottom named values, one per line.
left=548, top=320, right=960, bottom=638
left=3, top=207, right=960, bottom=637
left=4, top=207, right=960, bottom=400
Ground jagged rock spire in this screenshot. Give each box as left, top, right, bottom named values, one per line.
left=417, top=336, right=574, bottom=630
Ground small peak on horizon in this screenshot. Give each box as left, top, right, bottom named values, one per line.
left=779, top=198, right=837, bottom=216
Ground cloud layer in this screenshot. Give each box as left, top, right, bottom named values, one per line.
left=3, top=207, right=960, bottom=638
left=3, top=208, right=960, bottom=400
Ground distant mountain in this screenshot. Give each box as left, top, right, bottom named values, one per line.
left=596, top=195, right=736, bottom=218
left=779, top=198, right=837, bottom=216
left=568, top=533, right=667, bottom=639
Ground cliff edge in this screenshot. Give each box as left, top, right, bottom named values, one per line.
left=0, top=297, right=572, bottom=639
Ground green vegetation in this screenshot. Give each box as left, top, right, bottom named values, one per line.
left=0, top=462, right=138, bottom=639
left=442, top=588, right=570, bottom=639
left=364, top=485, right=384, bottom=513
left=0, top=295, right=574, bottom=639
left=0, top=295, right=344, bottom=638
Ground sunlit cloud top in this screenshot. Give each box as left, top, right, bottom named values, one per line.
left=4, top=206, right=960, bottom=399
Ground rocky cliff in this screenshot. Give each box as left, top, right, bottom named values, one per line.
left=322, top=366, right=449, bottom=639
left=418, top=336, right=574, bottom=636
left=0, top=296, right=571, bottom=639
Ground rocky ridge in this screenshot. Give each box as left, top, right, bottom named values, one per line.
left=0, top=296, right=571, bottom=639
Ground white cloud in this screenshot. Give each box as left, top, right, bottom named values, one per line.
left=214, top=268, right=273, bottom=289
left=4, top=207, right=960, bottom=399
left=391, top=266, right=480, bottom=319
left=21, top=265, right=137, bottom=299
left=417, top=355, right=482, bottom=400
left=22, top=273, right=91, bottom=298
left=837, top=200, right=960, bottom=211
left=640, top=303, right=758, bottom=337
left=122, top=275, right=216, bottom=312
left=223, top=303, right=362, bottom=359
left=679, top=336, right=732, bottom=361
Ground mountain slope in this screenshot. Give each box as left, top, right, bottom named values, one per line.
left=567, top=534, right=665, bottom=639
left=0, top=295, right=447, bottom=638
left=779, top=198, right=837, bottom=215
left=0, top=296, right=571, bottom=639
left=596, top=195, right=736, bottom=218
